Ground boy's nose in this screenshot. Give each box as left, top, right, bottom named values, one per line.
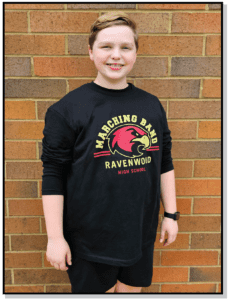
left=111, top=49, right=121, bottom=58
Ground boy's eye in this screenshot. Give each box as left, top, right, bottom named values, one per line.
left=102, top=46, right=130, bottom=49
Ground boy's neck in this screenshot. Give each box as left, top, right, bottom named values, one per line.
left=94, top=77, right=128, bottom=90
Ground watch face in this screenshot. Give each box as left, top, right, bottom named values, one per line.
left=176, top=212, right=180, bottom=220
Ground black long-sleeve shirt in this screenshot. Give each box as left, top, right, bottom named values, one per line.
left=41, top=81, right=174, bottom=266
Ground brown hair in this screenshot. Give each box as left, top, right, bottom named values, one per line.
left=89, top=11, right=138, bottom=52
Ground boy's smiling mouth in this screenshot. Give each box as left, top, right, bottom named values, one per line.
left=106, top=63, right=124, bottom=66
left=106, top=63, right=124, bottom=70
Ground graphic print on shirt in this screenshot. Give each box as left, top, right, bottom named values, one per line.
left=94, top=114, right=159, bottom=174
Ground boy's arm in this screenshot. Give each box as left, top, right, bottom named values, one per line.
left=41, top=108, right=76, bottom=239
left=160, top=169, right=177, bottom=214
left=42, top=195, right=64, bottom=239
left=159, top=169, right=178, bottom=247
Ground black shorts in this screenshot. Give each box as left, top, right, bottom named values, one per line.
left=66, top=242, right=155, bottom=293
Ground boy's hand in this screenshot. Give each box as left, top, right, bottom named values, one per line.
left=159, top=217, right=178, bottom=247
left=46, top=237, right=72, bottom=271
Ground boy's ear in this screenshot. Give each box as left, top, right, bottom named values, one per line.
left=134, top=52, right=137, bottom=63
left=88, top=45, right=93, bottom=60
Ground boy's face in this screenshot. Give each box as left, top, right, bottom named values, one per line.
left=88, top=25, right=137, bottom=89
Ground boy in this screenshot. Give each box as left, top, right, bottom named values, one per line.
left=41, top=11, right=179, bottom=293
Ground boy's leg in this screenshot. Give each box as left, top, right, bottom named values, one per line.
left=115, top=280, right=142, bottom=293
left=105, top=283, right=116, bottom=293
left=115, top=242, right=155, bottom=293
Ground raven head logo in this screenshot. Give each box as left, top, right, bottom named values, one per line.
left=107, top=125, right=151, bottom=158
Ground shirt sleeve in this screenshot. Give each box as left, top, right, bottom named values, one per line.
left=41, top=108, right=76, bottom=195
left=160, top=104, right=174, bottom=174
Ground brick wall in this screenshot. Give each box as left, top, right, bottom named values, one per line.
left=4, top=3, right=221, bottom=294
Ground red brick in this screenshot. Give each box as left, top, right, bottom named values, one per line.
left=198, top=121, right=221, bottom=138
left=5, top=101, right=36, bottom=120
left=169, top=121, right=197, bottom=139
left=5, top=141, right=36, bottom=159
left=5, top=11, right=27, bottom=32
left=208, top=4, right=221, bottom=10
left=172, top=13, right=221, bottom=33
left=138, top=4, right=206, bottom=10
left=169, top=101, right=221, bottom=119
left=171, top=57, right=221, bottom=76
left=5, top=270, right=11, bottom=284
left=162, top=283, right=216, bottom=293
left=5, top=4, right=64, bottom=9
left=5, top=252, right=42, bottom=268
left=194, top=197, right=221, bottom=214
left=177, top=198, right=192, bottom=215
left=5, top=217, right=40, bottom=234
left=152, top=251, right=161, bottom=266
left=5, top=57, right=31, bottom=76
left=206, top=35, right=221, bottom=55
left=5, top=121, right=44, bottom=139
left=11, top=235, right=47, bottom=251
left=176, top=179, right=221, bottom=196
left=8, top=199, right=44, bottom=216
left=14, top=269, right=70, bottom=284
left=6, top=162, right=42, bottom=179
left=5, top=79, right=66, bottom=98
left=203, top=79, right=221, bottom=98
left=41, top=217, right=46, bottom=233
left=138, top=36, right=203, bottom=55
left=5, top=35, right=65, bottom=55
left=46, top=285, right=72, bottom=293
left=191, top=233, right=221, bottom=249
left=30, top=11, right=98, bottom=32
left=5, top=236, right=9, bottom=251
left=5, top=181, right=37, bottom=198
left=37, top=101, right=57, bottom=120
left=152, top=267, right=188, bottom=282
left=173, top=161, right=193, bottom=178
left=128, top=13, right=169, bottom=33
left=5, top=286, right=44, bottom=293
left=172, top=141, right=221, bottom=159
left=38, top=180, right=43, bottom=198
left=129, top=57, right=168, bottom=77
left=178, top=216, right=221, bottom=232
left=194, top=160, right=221, bottom=177
left=218, top=283, right=221, bottom=292
left=162, top=250, right=218, bottom=266
left=142, top=284, right=159, bottom=293
left=34, top=57, right=97, bottom=77
left=136, top=79, right=200, bottom=98
left=190, top=267, right=221, bottom=282
left=69, top=4, right=135, bottom=9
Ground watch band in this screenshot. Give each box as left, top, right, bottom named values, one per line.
left=164, top=211, right=180, bottom=221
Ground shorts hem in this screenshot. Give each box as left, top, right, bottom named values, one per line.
left=74, top=251, right=143, bottom=267
left=104, top=280, right=118, bottom=293
left=117, top=277, right=152, bottom=288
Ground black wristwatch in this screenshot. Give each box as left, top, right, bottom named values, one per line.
left=164, top=211, right=180, bottom=221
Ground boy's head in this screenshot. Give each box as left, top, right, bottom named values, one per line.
left=88, top=11, right=138, bottom=89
